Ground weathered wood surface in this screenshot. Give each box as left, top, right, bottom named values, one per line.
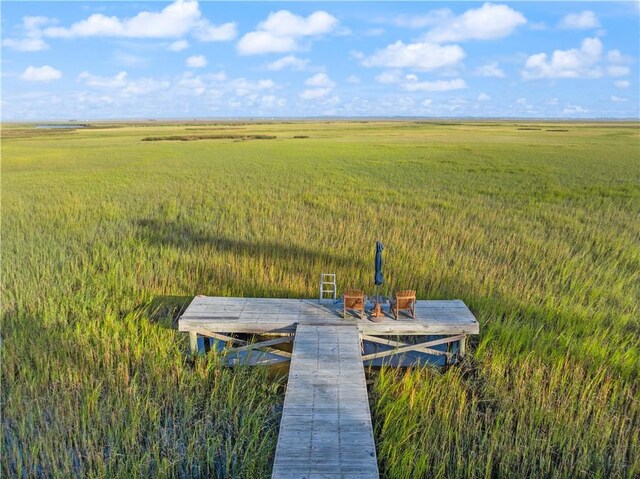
left=272, top=325, right=378, bottom=479
left=179, top=297, right=479, bottom=336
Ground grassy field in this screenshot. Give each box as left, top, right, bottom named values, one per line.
left=2, top=120, right=639, bottom=478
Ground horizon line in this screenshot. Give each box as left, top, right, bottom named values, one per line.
left=3, top=115, right=639, bottom=124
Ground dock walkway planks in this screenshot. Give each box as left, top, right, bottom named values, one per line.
left=272, top=325, right=378, bottom=479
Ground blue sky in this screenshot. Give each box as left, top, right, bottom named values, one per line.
left=2, top=1, right=638, bottom=120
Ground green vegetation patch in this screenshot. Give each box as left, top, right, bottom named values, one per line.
left=2, top=120, right=639, bottom=478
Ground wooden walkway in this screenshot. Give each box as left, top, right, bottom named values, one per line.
left=272, top=325, right=378, bottom=479
left=179, top=296, right=479, bottom=478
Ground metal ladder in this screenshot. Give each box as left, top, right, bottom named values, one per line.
left=319, top=273, right=337, bottom=300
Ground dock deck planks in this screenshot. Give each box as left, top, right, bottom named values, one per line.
left=179, top=297, right=479, bottom=336
left=272, top=325, right=378, bottom=479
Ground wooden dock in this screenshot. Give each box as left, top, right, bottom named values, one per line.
left=178, top=296, right=479, bottom=478
left=272, top=325, right=378, bottom=478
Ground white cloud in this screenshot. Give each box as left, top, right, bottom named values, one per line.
left=607, top=49, right=631, bottom=64
left=172, top=70, right=232, bottom=97
left=168, top=39, right=189, bottom=51
left=478, top=93, right=491, bottom=101
left=614, top=80, right=630, bottom=89
left=425, top=3, right=527, bottom=42
left=475, top=62, right=505, bottom=78
left=237, top=32, right=297, bottom=55
left=78, top=71, right=128, bottom=88
left=611, top=95, right=627, bottom=103
left=44, top=0, right=200, bottom=38
left=39, top=0, right=235, bottom=41
left=608, top=66, right=630, bottom=77
left=266, top=55, right=309, bottom=71
left=186, top=55, right=207, bottom=68
left=3, top=15, right=53, bottom=51
left=21, top=65, right=62, bottom=81
left=563, top=104, right=588, bottom=114
left=123, top=78, right=171, bottom=95
left=346, top=75, right=360, bottom=84
left=384, top=72, right=468, bottom=92
left=363, top=41, right=465, bottom=71
left=207, top=71, right=228, bottom=83
left=194, top=22, right=237, bottom=42
left=422, top=98, right=433, bottom=108
left=260, top=10, right=338, bottom=36
left=113, top=51, right=148, bottom=68
left=76, top=70, right=170, bottom=95
left=2, top=38, right=49, bottom=52
left=305, top=73, right=335, bottom=87
left=559, top=11, right=599, bottom=30
left=402, top=78, right=468, bottom=92
left=513, top=97, right=535, bottom=112
left=522, top=37, right=604, bottom=79
left=322, top=95, right=341, bottom=107
left=231, top=78, right=277, bottom=96
left=375, top=70, right=403, bottom=84
left=237, top=10, right=338, bottom=55
left=301, top=73, right=335, bottom=99
left=605, top=49, right=633, bottom=78
left=176, top=75, right=206, bottom=95
left=23, top=16, right=52, bottom=30
left=300, top=88, right=333, bottom=99
left=76, top=92, right=114, bottom=107
left=258, top=95, right=286, bottom=109
left=393, top=9, right=451, bottom=29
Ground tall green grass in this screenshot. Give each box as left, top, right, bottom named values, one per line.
left=2, top=121, right=639, bottom=477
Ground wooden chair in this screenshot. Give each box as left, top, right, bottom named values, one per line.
left=390, top=290, right=416, bottom=320
left=343, top=289, right=365, bottom=320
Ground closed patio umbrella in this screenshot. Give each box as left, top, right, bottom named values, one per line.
left=372, top=241, right=384, bottom=318
left=374, top=240, right=384, bottom=287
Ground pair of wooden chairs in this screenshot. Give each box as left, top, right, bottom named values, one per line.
left=342, top=289, right=416, bottom=320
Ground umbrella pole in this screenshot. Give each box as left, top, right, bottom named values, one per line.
left=371, top=284, right=384, bottom=318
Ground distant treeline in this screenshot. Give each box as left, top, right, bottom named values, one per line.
left=141, top=134, right=277, bottom=141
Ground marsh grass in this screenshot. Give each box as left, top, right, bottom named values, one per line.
left=2, top=121, right=639, bottom=477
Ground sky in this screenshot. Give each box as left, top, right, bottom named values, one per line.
left=2, top=1, right=639, bottom=120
